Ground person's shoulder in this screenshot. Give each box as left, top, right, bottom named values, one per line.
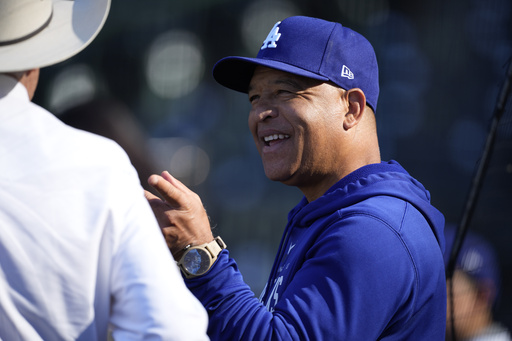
left=321, top=205, right=407, bottom=249
left=42, top=111, right=136, bottom=178
left=339, top=194, right=408, bottom=226
left=64, top=124, right=126, bottom=155
left=321, top=196, right=434, bottom=255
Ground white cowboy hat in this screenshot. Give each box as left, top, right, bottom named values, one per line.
left=0, top=0, right=111, bottom=72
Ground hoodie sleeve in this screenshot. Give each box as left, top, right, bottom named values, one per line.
left=184, top=205, right=445, bottom=340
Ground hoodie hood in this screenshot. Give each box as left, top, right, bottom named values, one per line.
left=288, top=160, right=445, bottom=251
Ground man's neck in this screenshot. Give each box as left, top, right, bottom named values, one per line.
left=11, top=69, right=39, bottom=100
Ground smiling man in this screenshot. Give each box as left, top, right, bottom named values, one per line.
left=247, top=67, right=380, bottom=201
left=146, top=16, right=447, bottom=340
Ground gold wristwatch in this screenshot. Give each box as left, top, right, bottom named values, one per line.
left=177, top=237, right=226, bottom=279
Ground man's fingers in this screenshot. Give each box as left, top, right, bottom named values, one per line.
left=147, top=173, right=181, bottom=207
left=144, top=189, right=159, bottom=201
left=161, top=171, right=188, bottom=192
left=161, top=170, right=173, bottom=182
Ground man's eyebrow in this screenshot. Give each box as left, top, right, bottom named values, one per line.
left=248, top=77, right=307, bottom=93
left=274, top=78, right=304, bottom=90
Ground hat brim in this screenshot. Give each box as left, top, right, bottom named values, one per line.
left=212, top=56, right=329, bottom=94
left=0, top=0, right=110, bottom=72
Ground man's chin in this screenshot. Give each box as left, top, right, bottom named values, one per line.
left=264, top=171, right=297, bottom=187
left=264, top=170, right=291, bottom=183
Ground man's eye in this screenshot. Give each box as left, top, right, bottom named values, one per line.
left=277, top=89, right=294, bottom=96
left=249, top=95, right=259, bottom=103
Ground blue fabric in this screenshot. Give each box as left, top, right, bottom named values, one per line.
left=186, top=160, right=446, bottom=340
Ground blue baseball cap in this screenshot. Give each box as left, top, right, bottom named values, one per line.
left=212, top=16, right=380, bottom=111
left=444, top=227, right=501, bottom=302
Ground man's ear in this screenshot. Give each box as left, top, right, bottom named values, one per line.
left=343, top=88, right=366, bottom=130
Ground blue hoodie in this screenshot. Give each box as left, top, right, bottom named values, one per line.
left=186, top=161, right=446, bottom=340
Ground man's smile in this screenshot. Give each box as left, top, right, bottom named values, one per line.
left=263, top=134, right=290, bottom=146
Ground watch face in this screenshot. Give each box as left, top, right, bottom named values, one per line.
left=183, top=248, right=211, bottom=275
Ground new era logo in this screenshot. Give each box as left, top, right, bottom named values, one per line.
left=341, top=65, right=354, bottom=79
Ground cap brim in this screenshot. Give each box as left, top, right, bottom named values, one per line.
left=0, top=0, right=110, bottom=72
left=212, top=56, right=329, bottom=94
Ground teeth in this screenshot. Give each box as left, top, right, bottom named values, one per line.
left=264, top=134, right=289, bottom=142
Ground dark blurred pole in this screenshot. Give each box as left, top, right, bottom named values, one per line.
left=446, top=57, right=512, bottom=341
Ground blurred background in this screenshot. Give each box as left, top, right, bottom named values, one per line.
left=33, top=0, right=511, bottom=331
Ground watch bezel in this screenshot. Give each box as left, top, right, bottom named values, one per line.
left=177, top=237, right=226, bottom=279
left=180, top=247, right=214, bottom=277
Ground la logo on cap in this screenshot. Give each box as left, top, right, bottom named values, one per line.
left=261, top=22, right=282, bottom=50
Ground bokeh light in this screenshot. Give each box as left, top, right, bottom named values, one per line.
left=170, top=145, right=210, bottom=186
left=241, top=0, right=300, bottom=53
left=148, top=137, right=210, bottom=187
left=145, top=30, right=205, bottom=99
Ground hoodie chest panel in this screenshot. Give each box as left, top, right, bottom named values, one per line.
left=262, top=214, right=336, bottom=311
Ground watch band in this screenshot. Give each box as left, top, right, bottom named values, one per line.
left=177, top=236, right=227, bottom=278
left=205, top=236, right=226, bottom=258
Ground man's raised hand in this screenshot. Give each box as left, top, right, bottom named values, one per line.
left=144, top=171, right=214, bottom=260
